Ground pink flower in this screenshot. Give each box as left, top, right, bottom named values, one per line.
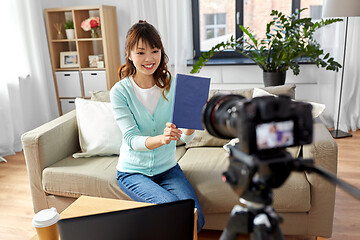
left=81, top=20, right=91, bottom=31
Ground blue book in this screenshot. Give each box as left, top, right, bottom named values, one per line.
left=171, top=74, right=211, bottom=130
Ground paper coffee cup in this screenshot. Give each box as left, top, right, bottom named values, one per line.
left=32, top=207, right=60, bottom=240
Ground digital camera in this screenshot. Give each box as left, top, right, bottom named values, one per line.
left=202, top=94, right=313, bottom=154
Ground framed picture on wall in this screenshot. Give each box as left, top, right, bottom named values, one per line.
left=60, top=51, right=79, bottom=68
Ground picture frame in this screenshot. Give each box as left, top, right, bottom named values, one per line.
left=88, top=55, right=99, bottom=68
left=60, top=51, right=79, bottom=68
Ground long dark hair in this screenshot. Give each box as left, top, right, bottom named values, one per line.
left=118, top=20, right=171, bottom=100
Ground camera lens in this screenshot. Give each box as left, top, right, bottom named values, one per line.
left=202, top=94, right=246, bottom=139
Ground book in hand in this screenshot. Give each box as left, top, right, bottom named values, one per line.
left=171, top=74, right=211, bottom=130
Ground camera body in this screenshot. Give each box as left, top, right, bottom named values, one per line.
left=203, top=94, right=313, bottom=155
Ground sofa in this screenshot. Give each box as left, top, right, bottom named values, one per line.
left=22, top=84, right=338, bottom=238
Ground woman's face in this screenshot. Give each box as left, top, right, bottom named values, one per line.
left=129, top=39, right=162, bottom=79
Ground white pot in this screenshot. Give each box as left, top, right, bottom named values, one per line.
left=65, top=29, right=75, bottom=40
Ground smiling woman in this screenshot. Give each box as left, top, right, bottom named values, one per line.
left=111, top=20, right=205, bottom=232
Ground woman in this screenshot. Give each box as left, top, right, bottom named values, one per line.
left=110, top=20, right=205, bottom=232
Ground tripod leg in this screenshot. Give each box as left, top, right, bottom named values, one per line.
left=220, top=229, right=238, bottom=240
left=220, top=205, right=251, bottom=240
left=251, top=213, right=284, bottom=240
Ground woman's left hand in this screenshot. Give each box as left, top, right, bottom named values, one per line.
left=182, top=129, right=195, bottom=136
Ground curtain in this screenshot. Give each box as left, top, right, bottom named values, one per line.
left=316, top=17, right=360, bottom=132
left=0, top=0, right=56, bottom=159
left=129, top=0, right=193, bottom=75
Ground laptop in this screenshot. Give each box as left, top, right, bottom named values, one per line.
left=58, top=199, right=195, bottom=240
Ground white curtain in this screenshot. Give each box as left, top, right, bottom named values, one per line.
left=316, top=17, right=360, bottom=132
left=0, top=0, right=56, bottom=159
left=129, top=0, right=193, bottom=75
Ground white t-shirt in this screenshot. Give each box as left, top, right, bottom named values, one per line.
left=129, top=76, right=161, bottom=115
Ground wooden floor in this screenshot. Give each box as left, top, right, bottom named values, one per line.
left=0, top=130, right=359, bottom=240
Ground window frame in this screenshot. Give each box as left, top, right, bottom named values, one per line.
left=191, top=0, right=301, bottom=60
left=204, top=13, right=227, bottom=40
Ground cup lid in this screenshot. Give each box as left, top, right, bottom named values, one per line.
left=32, top=207, right=60, bottom=228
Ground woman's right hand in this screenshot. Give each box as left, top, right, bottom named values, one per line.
left=161, top=122, right=182, bottom=145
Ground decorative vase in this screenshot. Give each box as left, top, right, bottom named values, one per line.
left=65, top=29, right=75, bottom=40
left=56, top=31, right=63, bottom=40
left=263, top=71, right=286, bottom=87
left=91, top=28, right=99, bottom=38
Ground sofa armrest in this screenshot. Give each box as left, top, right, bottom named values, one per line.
left=304, top=123, right=338, bottom=175
left=21, top=110, right=79, bottom=212
left=302, top=123, right=338, bottom=237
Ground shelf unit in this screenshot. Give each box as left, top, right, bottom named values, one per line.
left=44, top=5, right=121, bottom=115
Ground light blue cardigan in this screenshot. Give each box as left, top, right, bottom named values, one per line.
left=110, top=76, right=183, bottom=176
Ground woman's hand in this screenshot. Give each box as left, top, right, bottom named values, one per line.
left=182, top=129, right=195, bottom=136
left=145, top=123, right=183, bottom=150
left=161, top=122, right=182, bottom=145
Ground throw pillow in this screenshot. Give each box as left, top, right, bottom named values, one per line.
left=73, top=98, right=122, bottom=158
left=91, top=90, right=110, bottom=102
left=252, top=88, right=325, bottom=118
left=185, top=129, right=229, bottom=149
left=209, top=84, right=296, bottom=99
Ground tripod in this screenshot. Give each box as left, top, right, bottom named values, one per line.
left=220, top=145, right=360, bottom=240
left=220, top=200, right=284, bottom=240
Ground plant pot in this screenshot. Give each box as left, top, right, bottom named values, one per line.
left=263, top=71, right=286, bottom=87
left=65, top=29, right=75, bottom=40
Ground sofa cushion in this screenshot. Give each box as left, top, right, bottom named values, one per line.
left=176, top=146, right=186, bottom=161
left=178, top=147, right=310, bottom=215
left=73, top=98, right=122, bottom=158
left=42, top=155, right=129, bottom=199
left=42, top=147, right=187, bottom=198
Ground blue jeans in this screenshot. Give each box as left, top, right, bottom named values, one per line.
left=117, top=164, right=205, bottom=232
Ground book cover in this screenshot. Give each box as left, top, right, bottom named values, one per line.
left=171, top=74, right=211, bottom=130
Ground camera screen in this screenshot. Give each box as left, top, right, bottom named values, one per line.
left=256, top=120, right=294, bottom=150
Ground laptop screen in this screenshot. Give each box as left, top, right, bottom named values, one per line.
left=58, top=199, right=195, bottom=240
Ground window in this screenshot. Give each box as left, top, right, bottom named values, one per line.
left=192, top=0, right=323, bottom=60
left=204, top=13, right=226, bottom=40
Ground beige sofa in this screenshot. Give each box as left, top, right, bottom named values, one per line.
left=22, top=85, right=338, bottom=238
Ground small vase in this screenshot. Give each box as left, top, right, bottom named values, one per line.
left=56, top=31, right=63, bottom=40
left=65, top=29, right=75, bottom=40
left=263, top=71, right=286, bottom=87
left=91, top=28, right=99, bottom=38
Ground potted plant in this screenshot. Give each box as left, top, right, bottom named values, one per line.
left=191, top=8, right=343, bottom=86
left=64, top=20, right=75, bottom=40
